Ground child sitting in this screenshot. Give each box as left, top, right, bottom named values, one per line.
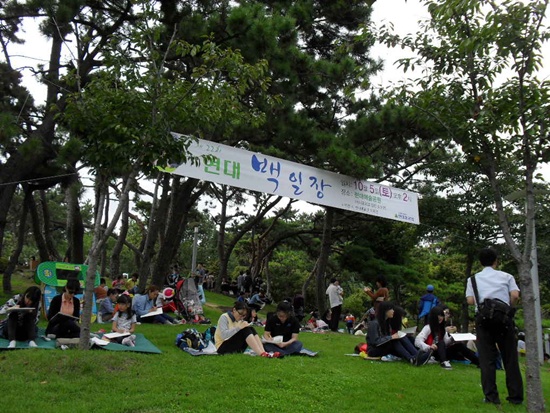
left=111, top=295, right=137, bottom=347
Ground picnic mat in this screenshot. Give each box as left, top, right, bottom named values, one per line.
left=182, top=347, right=318, bottom=357
left=0, top=329, right=57, bottom=350
left=0, top=329, right=161, bottom=354
left=93, top=333, right=162, bottom=354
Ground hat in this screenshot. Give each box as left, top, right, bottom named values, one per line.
left=162, top=287, right=175, bottom=299
left=426, top=284, right=434, bottom=292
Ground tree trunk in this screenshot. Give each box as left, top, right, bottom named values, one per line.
left=461, top=250, right=475, bottom=333
left=110, top=194, right=130, bottom=279
left=3, top=187, right=32, bottom=293
left=40, top=190, right=61, bottom=261
left=65, top=175, right=85, bottom=263
left=303, top=258, right=318, bottom=311
left=80, top=171, right=136, bottom=350
left=151, top=176, right=203, bottom=288
left=138, top=173, right=165, bottom=291
left=216, top=186, right=230, bottom=292
left=29, top=192, right=50, bottom=264
left=316, top=207, right=334, bottom=315
left=0, top=182, right=18, bottom=258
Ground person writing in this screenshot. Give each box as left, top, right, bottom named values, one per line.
left=2, top=286, right=42, bottom=348
left=465, top=248, right=523, bottom=405
left=263, top=302, right=303, bottom=356
left=110, top=295, right=137, bottom=347
left=46, top=278, right=81, bottom=339
left=133, top=285, right=179, bottom=324
left=214, top=302, right=281, bottom=358
left=367, top=300, right=431, bottom=366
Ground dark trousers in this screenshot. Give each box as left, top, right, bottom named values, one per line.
left=475, top=319, right=523, bottom=404
left=446, top=342, right=479, bottom=365
left=330, top=305, right=342, bottom=332
left=217, top=326, right=258, bottom=354
left=4, top=312, right=37, bottom=341
left=368, top=337, right=418, bottom=361
left=47, top=319, right=80, bottom=339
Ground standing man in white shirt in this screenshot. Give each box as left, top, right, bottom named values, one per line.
left=325, top=278, right=343, bottom=332
left=465, top=248, right=523, bottom=406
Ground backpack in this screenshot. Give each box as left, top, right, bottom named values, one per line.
left=202, top=325, right=216, bottom=345
left=176, top=328, right=206, bottom=350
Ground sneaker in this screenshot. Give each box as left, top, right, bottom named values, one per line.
left=8, top=340, right=16, bottom=349
left=415, top=349, right=433, bottom=366
left=261, top=351, right=282, bottom=358
left=381, top=354, right=401, bottom=362
left=121, top=337, right=135, bottom=347
left=28, top=340, right=38, bottom=348
left=440, top=360, right=452, bottom=370
left=427, top=356, right=438, bottom=365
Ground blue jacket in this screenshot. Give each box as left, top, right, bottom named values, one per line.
left=418, top=293, right=439, bottom=318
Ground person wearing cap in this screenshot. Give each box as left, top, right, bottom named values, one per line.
left=325, top=278, right=344, bottom=332
left=418, top=284, right=439, bottom=325
left=158, top=287, right=177, bottom=313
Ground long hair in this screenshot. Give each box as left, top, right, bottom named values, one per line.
left=116, top=294, right=133, bottom=318
left=389, top=305, right=405, bottom=333
left=20, top=286, right=41, bottom=311
left=428, top=306, right=445, bottom=341
left=376, top=301, right=395, bottom=335
left=375, top=274, right=388, bottom=288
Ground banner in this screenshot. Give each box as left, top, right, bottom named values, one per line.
left=165, top=134, right=419, bottom=224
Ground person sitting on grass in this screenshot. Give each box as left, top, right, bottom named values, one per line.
left=248, top=289, right=267, bottom=311
left=110, top=294, right=137, bottom=347
left=133, top=285, right=179, bottom=325
left=416, top=306, right=480, bottom=369
left=214, top=302, right=281, bottom=358
left=1, top=286, right=42, bottom=349
left=263, top=302, right=303, bottom=356
left=367, top=301, right=432, bottom=366
left=99, top=288, right=118, bottom=323
left=46, top=278, right=82, bottom=339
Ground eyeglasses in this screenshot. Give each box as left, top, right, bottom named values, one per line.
left=234, top=309, right=247, bottom=317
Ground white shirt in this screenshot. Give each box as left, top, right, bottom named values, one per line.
left=465, top=266, right=519, bottom=307
left=326, top=283, right=343, bottom=308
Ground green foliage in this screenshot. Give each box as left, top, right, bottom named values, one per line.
left=344, top=288, right=369, bottom=319
left=268, top=248, right=313, bottom=303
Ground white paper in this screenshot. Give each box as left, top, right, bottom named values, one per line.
left=450, top=333, right=476, bottom=341
left=91, top=337, right=110, bottom=346
left=140, top=307, right=163, bottom=318
left=103, top=332, right=131, bottom=339
left=400, top=326, right=417, bottom=335
left=262, top=335, right=283, bottom=344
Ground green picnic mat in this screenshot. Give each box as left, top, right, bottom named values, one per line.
left=0, top=328, right=56, bottom=350
left=94, top=333, right=162, bottom=354
left=0, top=328, right=161, bottom=354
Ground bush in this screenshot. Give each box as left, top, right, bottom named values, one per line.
left=344, top=289, right=368, bottom=319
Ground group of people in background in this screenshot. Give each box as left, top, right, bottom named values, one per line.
left=1, top=247, right=527, bottom=406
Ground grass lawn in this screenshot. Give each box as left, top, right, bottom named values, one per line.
left=1, top=273, right=548, bottom=413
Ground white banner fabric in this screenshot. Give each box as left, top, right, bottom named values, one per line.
left=167, top=134, right=419, bottom=224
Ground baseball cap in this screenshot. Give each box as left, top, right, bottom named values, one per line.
left=426, top=284, right=434, bottom=292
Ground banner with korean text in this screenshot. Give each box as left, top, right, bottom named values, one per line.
left=165, top=134, right=419, bottom=224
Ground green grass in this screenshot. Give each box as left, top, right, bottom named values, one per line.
left=1, top=274, right=549, bottom=413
